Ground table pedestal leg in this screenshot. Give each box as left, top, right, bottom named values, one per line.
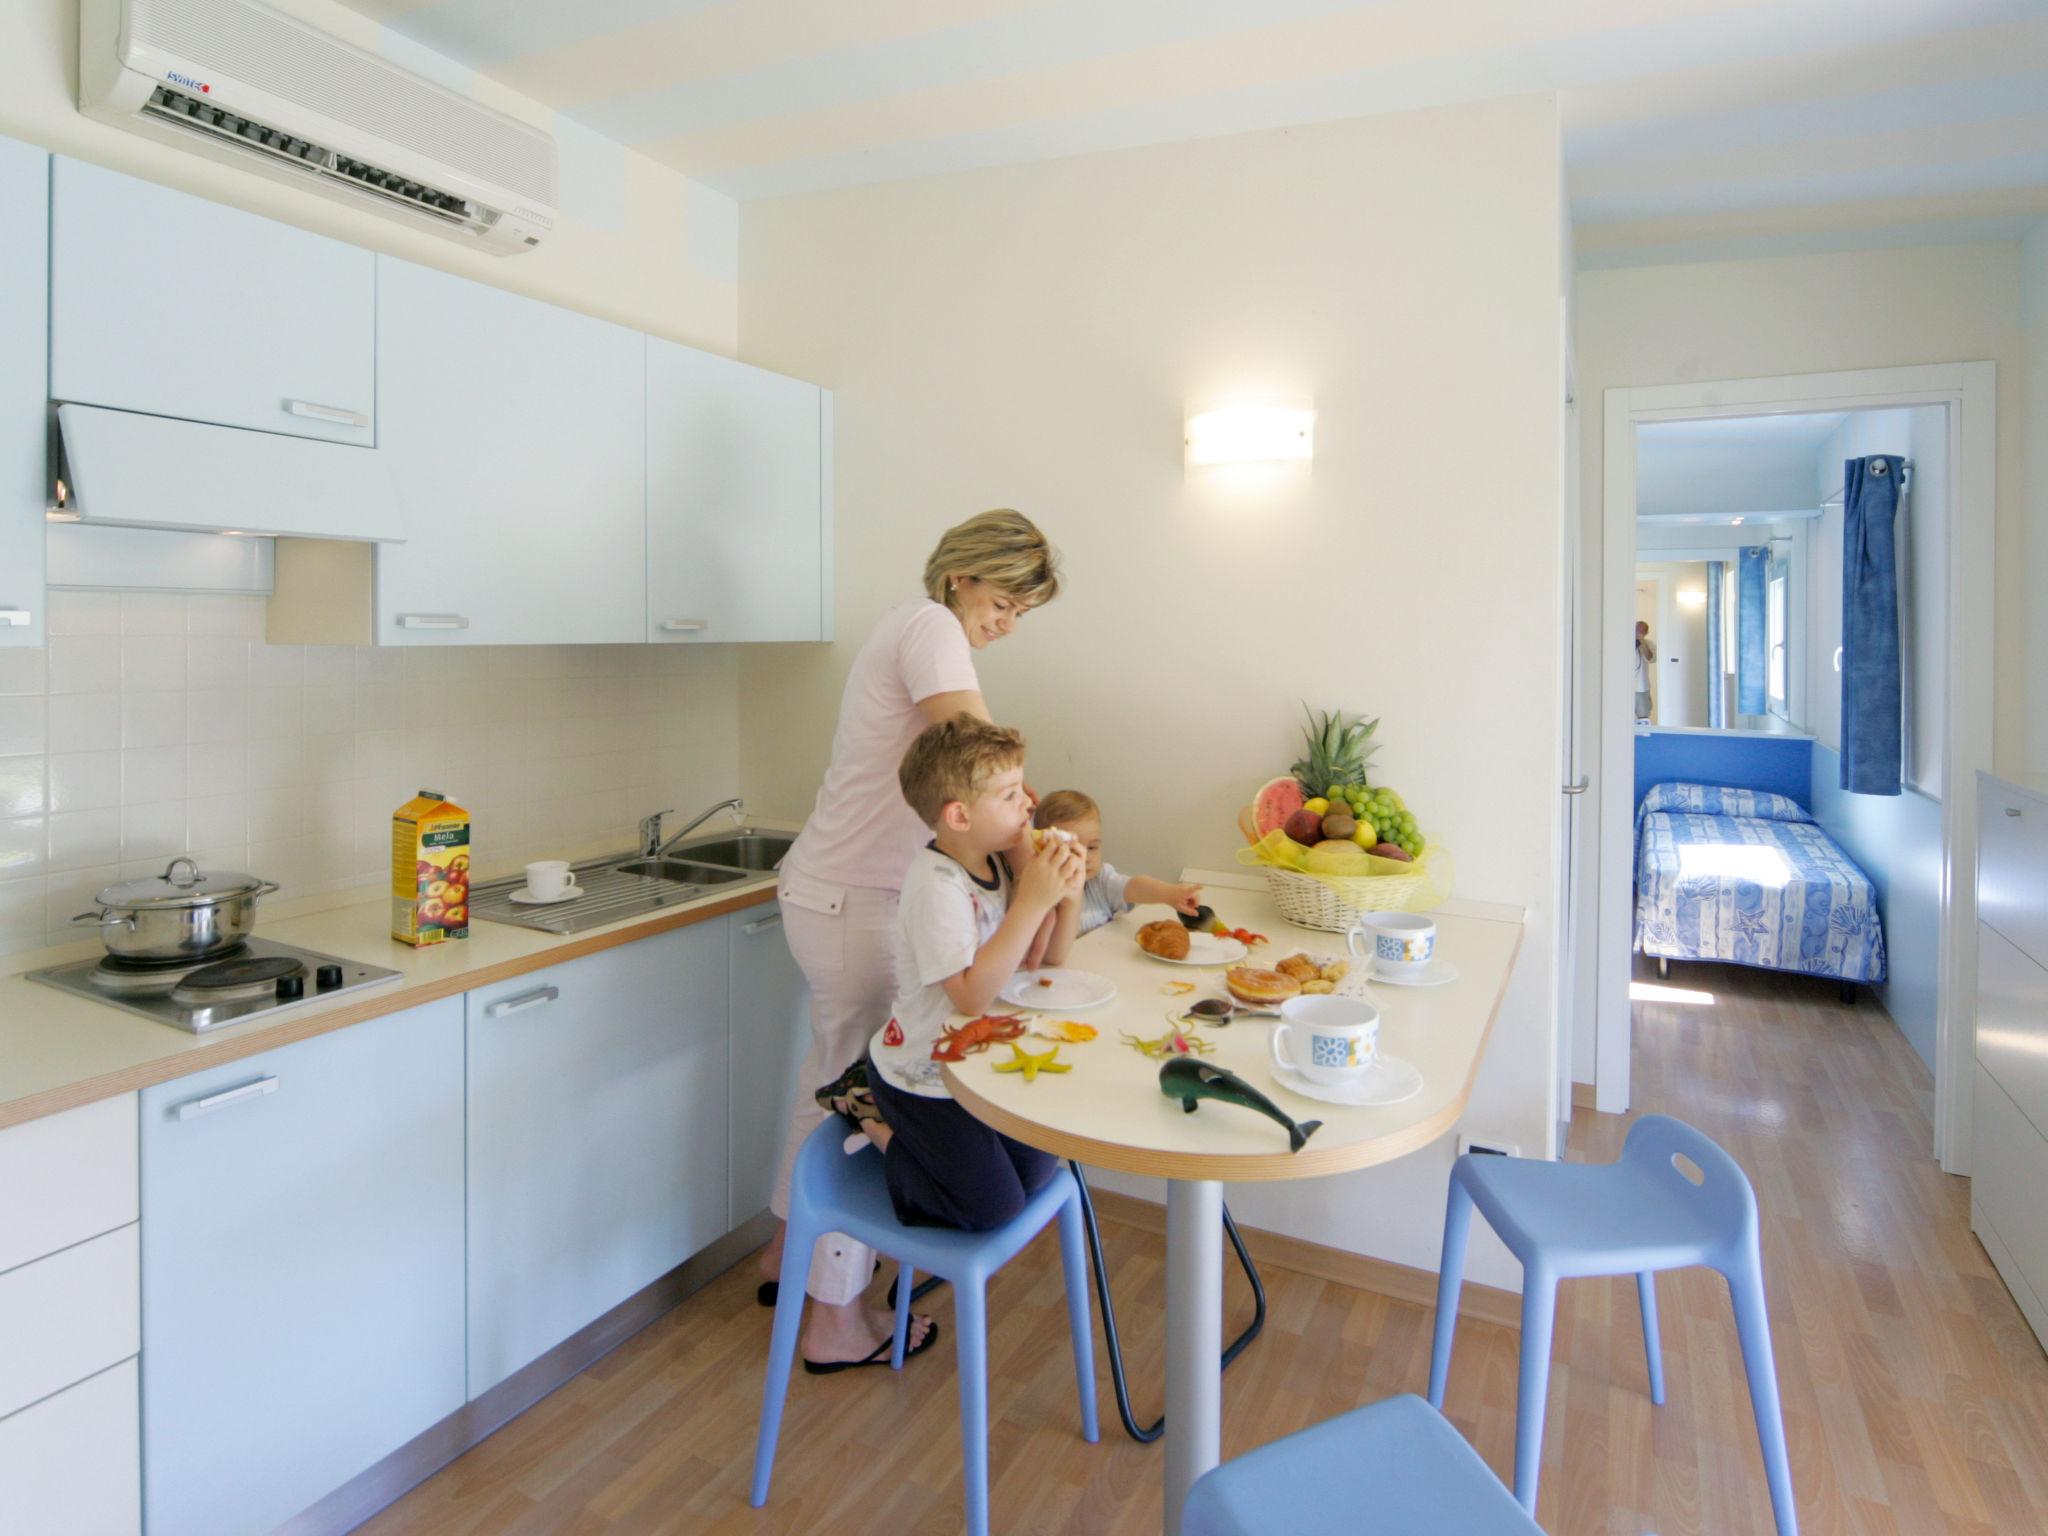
left=1164, top=1177, right=1223, bottom=1536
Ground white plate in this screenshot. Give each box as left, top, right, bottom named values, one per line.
left=999, top=968, right=1118, bottom=1011
left=508, top=887, right=581, bottom=906
left=1148, top=931, right=1249, bottom=966
left=1370, top=957, right=1459, bottom=988
left=1268, top=1053, right=1423, bottom=1108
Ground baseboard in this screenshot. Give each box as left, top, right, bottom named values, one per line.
left=274, top=1211, right=777, bottom=1536
left=1085, top=1188, right=1520, bottom=1330
left=1572, top=1081, right=1597, bottom=1110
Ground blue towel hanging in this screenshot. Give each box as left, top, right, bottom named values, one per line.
left=1840, top=455, right=1904, bottom=795
left=1736, top=547, right=1767, bottom=716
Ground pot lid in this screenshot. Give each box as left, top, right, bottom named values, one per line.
left=95, top=857, right=268, bottom=911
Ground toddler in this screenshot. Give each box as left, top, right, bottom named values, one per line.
left=1033, top=789, right=1203, bottom=934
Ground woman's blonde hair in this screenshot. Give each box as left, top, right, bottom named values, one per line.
left=923, top=510, right=1062, bottom=612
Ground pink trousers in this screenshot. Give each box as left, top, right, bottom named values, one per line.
left=771, top=882, right=899, bottom=1305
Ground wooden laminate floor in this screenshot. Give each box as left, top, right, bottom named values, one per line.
left=358, top=963, right=2048, bottom=1535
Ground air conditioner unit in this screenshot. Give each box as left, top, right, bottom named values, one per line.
left=79, top=0, right=557, bottom=255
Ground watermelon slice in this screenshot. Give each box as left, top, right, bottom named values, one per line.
left=1251, top=776, right=1306, bottom=837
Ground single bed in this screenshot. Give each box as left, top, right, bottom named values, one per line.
left=1634, top=780, right=1888, bottom=985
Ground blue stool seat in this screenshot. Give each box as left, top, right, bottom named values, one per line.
left=751, top=1119, right=1098, bottom=1536
left=1181, top=1394, right=1541, bottom=1535
left=1427, top=1114, right=1798, bottom=1535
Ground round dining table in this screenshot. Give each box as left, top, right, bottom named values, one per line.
left=944, top=876, right=1524, bottom=1536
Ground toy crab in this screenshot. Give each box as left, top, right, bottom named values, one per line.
left=931, top=1012, right=1029, bottom=1062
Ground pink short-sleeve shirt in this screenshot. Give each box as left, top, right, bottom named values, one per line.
left=782, top=599, right=980, bottom=893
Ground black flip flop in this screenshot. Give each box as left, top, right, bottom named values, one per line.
left=801, top=1318, right=940, bottom=1375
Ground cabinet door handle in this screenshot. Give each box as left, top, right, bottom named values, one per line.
left=397, top=613, right=470, bottom=630
left=0, top=608, right=28, bottom=627
left=742, top=912, right=783, bottom=936
left=659, top=619, right=708, bottom=633
left=2006, top=807, right=2022, bottom=817
left=174, top=1075, right=279, bottom=1121
left=486, top=984, right=560, bottom=1018
left=284, top=398, right=370, bottom=428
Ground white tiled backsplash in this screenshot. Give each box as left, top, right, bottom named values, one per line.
left=0, top=591, right=743, bottom=958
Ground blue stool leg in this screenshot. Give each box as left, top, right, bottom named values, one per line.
left=1726, top=1258, right=1799, bottom=1536
left=1055, top=1181, right=1100, bottom=1442
left=1512, top=1264, right=1558, bottom=1515
left=890, top=1263, right=913, bottom=1369
left=955, top=1276, right=991, bottom=1536
left=750, top=1215, right=818, bottom=1506
left=1637, top=1270, right=1666, bottom=1406
left=1427, top=1173, right=1474, bottom=1409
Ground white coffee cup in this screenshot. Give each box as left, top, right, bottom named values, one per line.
left=1269, top=995, right=1379, bottom=1085
left=1348, top=911, right=1436, bottom=977
left=524, top=860, right=581, bottom=901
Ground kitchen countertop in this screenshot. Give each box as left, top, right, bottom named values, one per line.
left=0, top=865, right=781, bottom=1132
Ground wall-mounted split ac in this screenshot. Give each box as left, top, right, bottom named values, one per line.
left=79, top=0, right=558, bottom=255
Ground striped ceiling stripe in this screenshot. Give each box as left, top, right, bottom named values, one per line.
left=352, top=0, right=2048, bottom=257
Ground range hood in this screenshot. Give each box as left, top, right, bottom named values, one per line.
left=56, top=403, right=406, bottom=541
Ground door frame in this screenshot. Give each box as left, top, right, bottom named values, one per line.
left=1596, top=362, right=1994, bottom=1174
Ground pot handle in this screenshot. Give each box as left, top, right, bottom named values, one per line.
left=72, top=910, right=137, bottom=930
left=250, top=880, right=282, bottom=899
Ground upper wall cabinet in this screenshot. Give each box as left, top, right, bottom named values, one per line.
left=0, top=136, right=47, bottom=648
left=49, top=158, right=375, bottom=445
left=647, top=339, right=832, bottom=644
left=373, top=257, right=646, bottom=645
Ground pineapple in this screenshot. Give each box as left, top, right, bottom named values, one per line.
left=1291, top=706, right=1378, bottom=795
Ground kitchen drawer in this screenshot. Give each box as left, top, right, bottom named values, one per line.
left=1978, top=923, right=2048, bottom=1141
left=0, top=1094, right=137, bottom=1275
left=0, top=1356, right=140, bottom=1536
left=1979, top=777, right=2048, bottom=970
left=0, top=1222, right=139, bottom=1420
left=1973, top=1063, right=2048, bottom=1348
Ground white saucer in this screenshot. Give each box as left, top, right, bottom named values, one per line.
left=1148, top=932, right=1249, bottom=966
left=1370, top=958, right=1459, bottom=988
left=1268, top=1053, right=1423, bottom=1108
left=508, top=886, right=581, bottom=906
left=998, top=968, right=1117, bottom=1011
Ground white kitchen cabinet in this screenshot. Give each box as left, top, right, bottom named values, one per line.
left=729, top=903, right=810, bottom=1222
left=0, top=1358, right=141, bottom=1536
left=0, top=135, right=46, bottom=648
left=139, top=999, right=466, bottom=1536
left=646, top=338, right=832, bottom=643
left=49, top=157, right=375, bottom=446
left=374, top=255, right=646, bottom=645
left=466, top=920, right=731, bottom=1397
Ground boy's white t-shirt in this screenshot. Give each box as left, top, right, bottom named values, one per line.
left=869, top=844, right=1012, bottom=1100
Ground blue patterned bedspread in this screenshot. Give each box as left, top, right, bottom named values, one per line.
left=1633, top=782, right=1887, bottom=983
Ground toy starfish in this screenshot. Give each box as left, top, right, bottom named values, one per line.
left=1119, top=1027, right=1215, bottom=1059
left=1033, top=1020, right=1099, bottom=1043
left=992, top=1042, right=1071, bottom=1082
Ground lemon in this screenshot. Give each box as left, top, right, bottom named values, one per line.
left=1304, top=797, right=1329, bottom=816
left=1350, top=821, right=1377, bottom=847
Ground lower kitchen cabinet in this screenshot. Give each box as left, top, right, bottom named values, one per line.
left=729, top=902, right=810, bottom=1223
left=0, top=1358, right=140, bottom=1536
left=139, top=998, right=466, bottom=1536
left=467, top=920, right=731, bottom=1397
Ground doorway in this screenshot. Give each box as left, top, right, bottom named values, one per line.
left=1592, top=364, right=1994, bottom=1174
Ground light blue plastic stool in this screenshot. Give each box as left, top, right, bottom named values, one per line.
left=1428, top=1113, right=1797, bottom=1534
left=750, top=1118, right=1099, bottom=1536
left=1181, top=1393, right=1542, bottom=1535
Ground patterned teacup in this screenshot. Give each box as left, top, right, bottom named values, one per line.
left=1348, top=911, right=1437, bottom=977
left=1269, top=995, right=1379, bottom=1085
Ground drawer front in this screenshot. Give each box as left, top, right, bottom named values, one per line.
left=0, top=1357, right=140, bottom=1536
left=1972, top=1064, right=2048, bottom=1343
left=0, top=1094, right=137, bottom=1275
left=1979, top=779, right=2048, bottom=969
left=1978, top=923, right=2048, bottom=1140
left=0, top=1223, right=139, bottom=1420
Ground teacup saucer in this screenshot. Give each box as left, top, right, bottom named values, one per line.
left=508, top=887, right=581, bottom=906
left=1370, top=958, right=1459, bottom=988
left=1268, top=1053, right=1423, bottom=1108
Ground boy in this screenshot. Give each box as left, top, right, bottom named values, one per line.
left=819, top=714, right=1086, bottom=1233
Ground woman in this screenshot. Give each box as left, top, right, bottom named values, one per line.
left=764, top=509, right=1062, bottom=1371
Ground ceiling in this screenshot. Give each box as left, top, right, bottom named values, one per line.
left=1635, top=411, right=1850, bottom=520
left=347, top=0, right=2048, bottom=259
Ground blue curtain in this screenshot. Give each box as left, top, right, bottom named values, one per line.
left=1736, top=546, right=1767, bottom=716
left=1840, top=454, right=1904, bottom=795
left=1705, top=560, right=1726, bottom=729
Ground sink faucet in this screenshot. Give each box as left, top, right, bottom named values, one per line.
left=638, top=797, right=747, bottom=859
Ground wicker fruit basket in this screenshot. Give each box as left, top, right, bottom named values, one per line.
left=1238, top=844, right=1454, bottom=933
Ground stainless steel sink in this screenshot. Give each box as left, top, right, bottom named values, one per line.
left=609, top=858, right=751, bottom=886
left=668, top=833, right=794, bottom=871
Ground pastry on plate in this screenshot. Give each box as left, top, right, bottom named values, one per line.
left=1137, top=919, right=1191, bottom=960
left=1275, top=953, right=1321, bottom=984
left=1225, top=965, right=1301, bottom=1005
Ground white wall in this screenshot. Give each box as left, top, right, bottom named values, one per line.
left=737, top=97, right=1566, bottom=1285
left=2024, top=221, right=2048, bottom=776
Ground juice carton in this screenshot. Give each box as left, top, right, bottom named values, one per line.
left=392, top=790, right=471, bottom=946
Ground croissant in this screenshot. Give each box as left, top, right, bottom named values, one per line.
left=1137, top=919, right=1191, bottom=960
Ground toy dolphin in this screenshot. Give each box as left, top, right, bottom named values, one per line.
left=1159, top=1057, right=1323, bottom=1153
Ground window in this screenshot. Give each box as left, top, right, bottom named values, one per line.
left=1766, top=563, right=1788, bottom=719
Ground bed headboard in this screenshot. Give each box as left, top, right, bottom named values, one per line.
left=1632, top=729, right=1814, bottom=815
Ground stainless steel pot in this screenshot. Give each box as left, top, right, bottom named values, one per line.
left=72, top=857, right=281, bottom=962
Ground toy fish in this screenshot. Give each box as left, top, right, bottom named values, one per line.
left=1158, top=1058, right=1323, bottom=1153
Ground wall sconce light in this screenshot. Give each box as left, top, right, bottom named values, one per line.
left=1676, top=587, right=1707, bottom=610
left=1184, top=406, right=1314, bottom=470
